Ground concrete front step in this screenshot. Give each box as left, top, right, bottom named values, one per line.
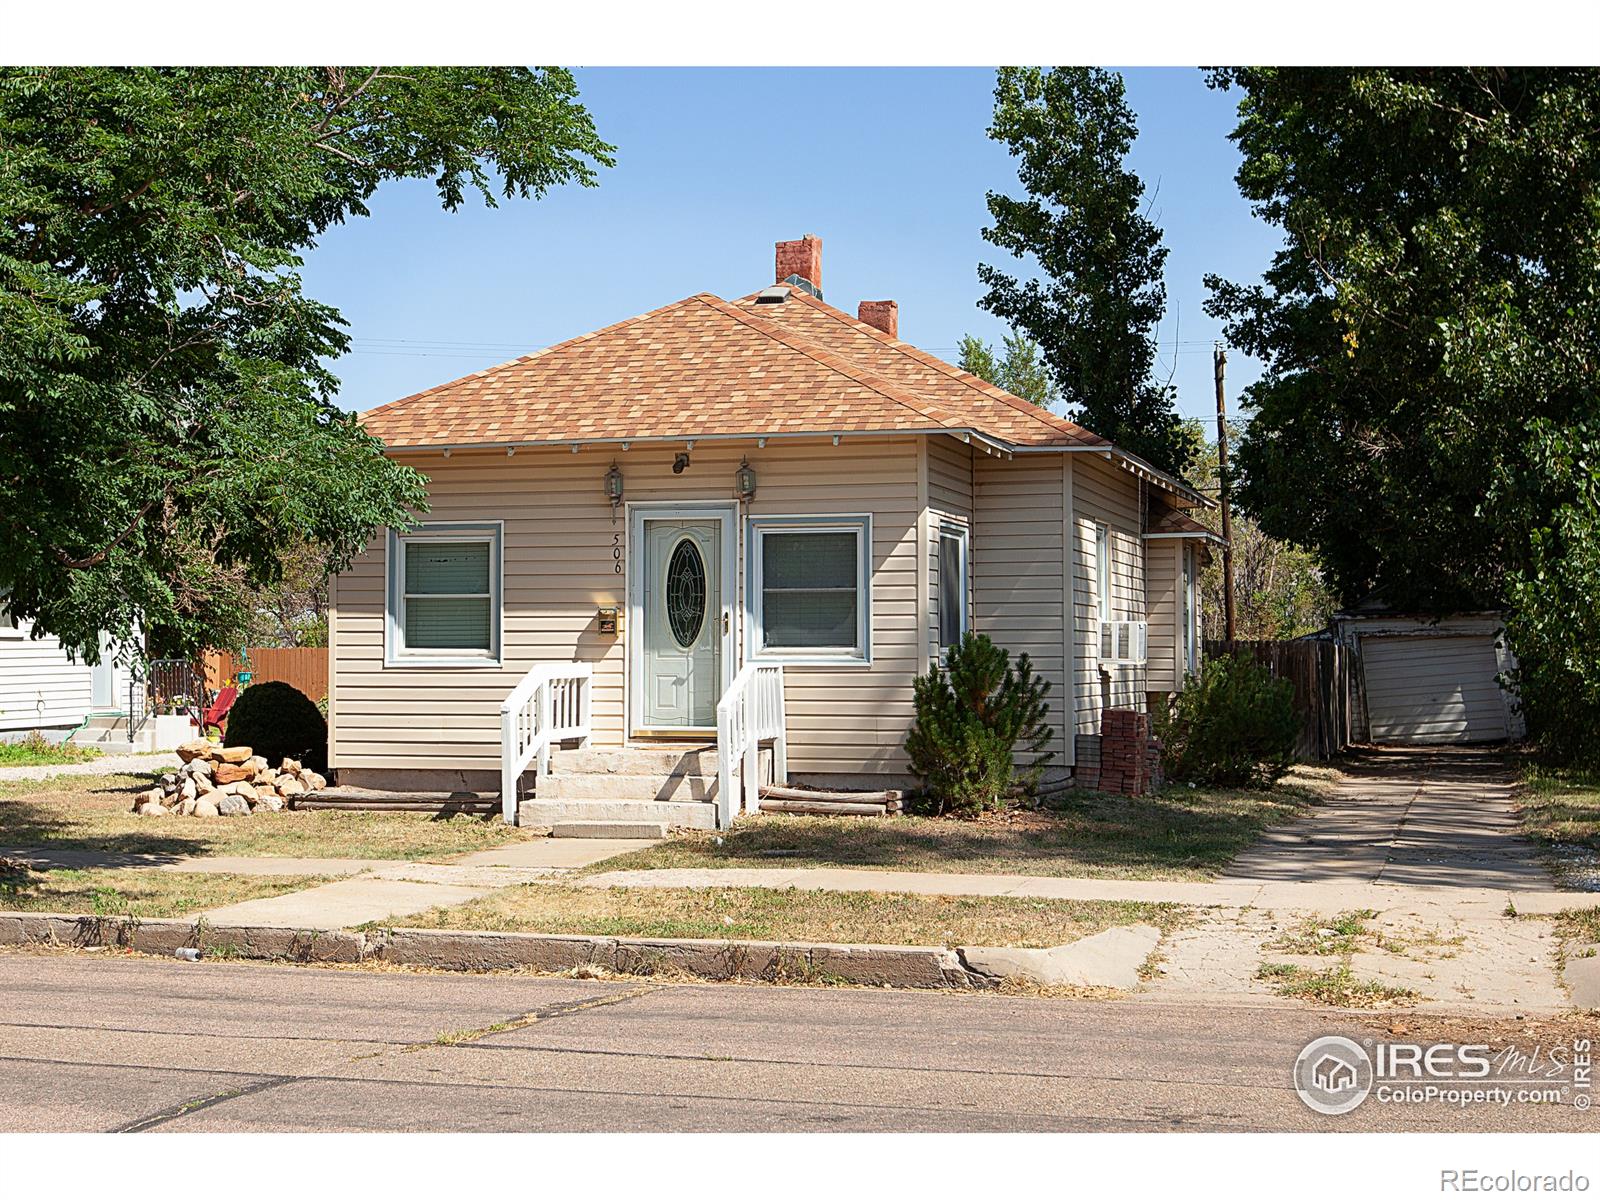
left=538, top=772, right=717, bottom=803
left=551, top=820, right=669, bottom=840
left=551, top=745, right=717, bottom=776
left=517, top=798, right=718, bottom=831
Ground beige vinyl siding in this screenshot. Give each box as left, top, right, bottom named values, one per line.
left=1070, top=454, right=1147, bottom=732
left=1144, top=537, right=1181, bottom=693
left=970, top=453, right=1070, bottom=764
left=330, top=437, right=923, bottom=779
left=927, top=434, right=974, bottom=517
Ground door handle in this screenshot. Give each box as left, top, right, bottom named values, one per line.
left=723, top=612, right=730, bottom=636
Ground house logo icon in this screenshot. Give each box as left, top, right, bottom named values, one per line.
left=1294, top=1036, right=1374, bottom=1115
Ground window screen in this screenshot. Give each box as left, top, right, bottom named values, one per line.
left=760, top=530, right=861, bottom=652
left=403, top=540, right=492, bottom=651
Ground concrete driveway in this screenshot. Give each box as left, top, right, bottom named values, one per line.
left=1222, top=747, right=1551, bottom=891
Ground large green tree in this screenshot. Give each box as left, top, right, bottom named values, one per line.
left=979, top=66, right=1190, bottom=475
left=0, top=67, right=612, bottom=661
left=1205, top=68, right=1600, bottom=761
left=956, top=329, right=1059, bottom=407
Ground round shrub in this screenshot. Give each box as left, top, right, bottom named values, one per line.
left=223, top=680, right=328, bottom=772
left=1155, top=653, right=1299, bottom=787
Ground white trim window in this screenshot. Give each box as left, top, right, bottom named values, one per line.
left=386, top=523, right=503, bottom=667
left=1182, top=543, right=1201, bottom=677
left=937, top=522, right=969, bottom=654
left=1095, top=523, right=1112, bottom=622
left=748, top=515, right=871, bottom=665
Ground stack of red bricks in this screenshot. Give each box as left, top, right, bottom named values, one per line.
left=1098, top=708, right=1155, bottom=797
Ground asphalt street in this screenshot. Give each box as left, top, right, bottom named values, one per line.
left=0, top=950, right=1591, bottom=1133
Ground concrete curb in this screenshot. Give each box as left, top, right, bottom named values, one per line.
left=0, top=910, right=990, bottom=989
left=0, top=912, right=367, bottom=963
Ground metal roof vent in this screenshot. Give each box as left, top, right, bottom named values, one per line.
left=781, top=273, right=823, bottom=300
left=754, top=285, right=791, bottom=304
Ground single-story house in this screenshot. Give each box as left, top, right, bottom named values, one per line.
left=331, top=235, right=1215, bottom=827
left=1330, top=603, right=1523, bottom=745
left=0, top=597, right=143, bottom=744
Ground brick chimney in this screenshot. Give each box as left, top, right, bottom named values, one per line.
left=857, top=300, right=898, bottom=339
left=775, top=234, right=822, bottom=293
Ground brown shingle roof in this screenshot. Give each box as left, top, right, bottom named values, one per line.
left=360, top=289, right=1106, bottom=451
left=1147, top=509, right=1223, bottom=538
left=731, top=286, right=1108, bottom=448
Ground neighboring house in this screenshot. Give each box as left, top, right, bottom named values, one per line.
left=0, top=597, right=142, bottom=742
left=330, top=235, right=1214, bottom=825
left=1330, top=602, right=1523, bottom=745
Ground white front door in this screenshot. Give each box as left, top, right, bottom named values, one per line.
left=639, top=517, right=723, bottom=730
left=90, top=632, right=115, bottom=710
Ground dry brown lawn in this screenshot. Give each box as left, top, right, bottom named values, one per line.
left=0, top=772, right=532, bottom=863
left=591, top=775, right=1327, bottom=882
left=396, top=882, right=1186, bottom=948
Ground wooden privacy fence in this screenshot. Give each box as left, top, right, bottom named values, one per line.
left=203, top=647, right=329, bottom=701
left=1204, top=639, right=1353, bottom=761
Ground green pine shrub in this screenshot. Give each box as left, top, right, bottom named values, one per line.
left=1155, top=653, right=1299, bottom=787
left=904, top=633, right=1055, bottom=817
left=223, top=680, right=328, bottom=772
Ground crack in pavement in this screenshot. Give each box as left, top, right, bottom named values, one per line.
left=113, top=1073, right=296, bottom=1133
left=404, top=983, right=663, bottom=1052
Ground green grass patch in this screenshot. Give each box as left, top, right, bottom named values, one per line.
left=1257, top=961, right=1418, bottom=1007
left=0, top=866, right=325, bottom=918
left=0, top=773, right=533, bottom=861
left=397, top=882, right=1187, bottom=948
left=590, top=780, right=1323, bottom=882
left=1267, top=909, right=1382, bottom=956
left=0, top=731, right=101, bottom=767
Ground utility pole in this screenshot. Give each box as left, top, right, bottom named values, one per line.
left=1214, top=343, right=1237, bottom=644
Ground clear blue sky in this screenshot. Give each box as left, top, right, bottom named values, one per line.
left=302, top=68, right=1283, bottom=425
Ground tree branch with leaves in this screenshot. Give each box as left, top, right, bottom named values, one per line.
left=0, top=66, right=614, bottom=660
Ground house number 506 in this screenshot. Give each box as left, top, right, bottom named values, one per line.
left=613, top=533, right=623, bottom=574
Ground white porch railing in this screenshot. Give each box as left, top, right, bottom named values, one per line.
left=499, top=662, right=593, bottom=824
left=714, top=662, right=787, bottom=829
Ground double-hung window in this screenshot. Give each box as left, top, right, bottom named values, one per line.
left=387, top=523, right=502, bottom=666
left=749, top=516, right=871, bottom=664
left=937, top=523, right=969, bottom=654
left=1095, top=523, right=1112, bottom=621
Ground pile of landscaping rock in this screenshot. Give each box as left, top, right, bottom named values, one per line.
left=131, top=740, right=327, bottom=818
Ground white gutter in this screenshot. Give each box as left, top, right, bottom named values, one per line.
left=376, top=426, right=1018, bottom=460
left=375, top=426, right=1210, bottom=506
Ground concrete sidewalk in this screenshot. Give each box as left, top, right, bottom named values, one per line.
left=194, top=838, right=659, bottom=929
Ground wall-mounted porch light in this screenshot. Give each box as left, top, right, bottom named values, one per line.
left=734, top=457, right=757, bottom=501
left=604, top=462, right=624, bottom=516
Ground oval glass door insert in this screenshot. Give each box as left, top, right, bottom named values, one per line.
left=666, top=538, right=707, bottom=648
